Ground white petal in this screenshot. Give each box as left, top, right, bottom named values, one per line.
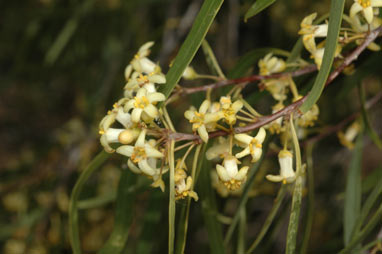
left=149, top=74, right=166, bottom=84
left=254, top=127, right=266, bottom=143
left=138, top=41, right=154, bottom=55
left=136, top=87, right=147, bottom=98
left=143, top=83, right=157, bottom=93
left=128, top=159, right=142, bottom=174
left=144, top=103, right=159, bottom=118
left=371, top=0, right=382, bottom=6
left=216, top=164, right=230, bottom=181
left=116, top=145, right=134, bottom=157
left=363, top=6, right=374, bottom=24
left=148, top=92, right=165, bottom=103
left=251, top=148, right=262, bottom=162
left=105, top=128, right=124, bottom=143
left=124, top=100, right=135, bottom=111
left=235, top=166, right=249, bottom=181
left=223, top=157, right=239, bottom=178
left=138, top=159, right=155, bottom=176
left=139, top=58, right=157, bottom=74
left=266, top=175, right=284, bottom=182
left=132, top=108, right=143, bottom=123
left=135, top=129, right=147, bottom=147
left=350, top=2, right=363, bottom=19
left=145, top=145, right=164, bottom=158
left=124, top=65, right=133, bottom=80
left=116, top=108, right=133, bottom=128
left=234, top=133, right=252, bottom=145
left=197, top=125, right=209, bottom=143
left=199, top=100, right=211, bottom=114
left=235, top=147, right=250, bottom=159
left=184, top=110, right=195, bottom=121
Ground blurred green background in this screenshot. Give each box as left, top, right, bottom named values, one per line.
left=1, top=0, right=382, bottom=253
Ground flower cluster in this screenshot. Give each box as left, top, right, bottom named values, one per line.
left=99, top=42, right=168, bottom=190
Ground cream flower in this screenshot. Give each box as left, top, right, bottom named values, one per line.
left=216, top=155, right=249, bottom=190
left=182, top=66, right=198, bottom=80
left=99, top=103, right=140, bottom=153
left=349, top=15, right=382, bottom=51
left=293, top=96, right=319, bottom=127
left=265, top=102, right=285, bottom=134
left=174, top=166, right=198, bottom=201
left=299, top=13, right=328, bottom=54
left=219, top=96, right=243, bottom=125
left=124, top=88, right=165, bottom=123
left=235, top=127, right=266, bottom=162
left=261, top=78, right=289, bottom=101
left=124, top=42, right=161, bottom=79
left=350, top=0, right=382, bottom=24
left=266, top=150, right=296, bottom=184
left=206, top=137, right=231, bottom=160
left=258, top=53, right=286, bottom=75
left=124, top=72, right=165, bottom=98
left=184, top=100, right=223, bottom=143
left=117, top=129, right=164, bottom=177
left=337, top=121, right=361, bottom=149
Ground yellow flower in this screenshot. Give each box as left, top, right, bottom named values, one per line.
left=261, top=77, right=289, bottom=101
left=206, top=137, right=231, bottom=160
left=174, top=165, right=198, bottom=201
left=219, top=96, right=243, bottom=125
left=337, top=121, right=361, bottom=149
left=299, top=13, right=328, bottom=54
left=234, top=127, right=266, bottom=162
left=216, top=155, right=249, bottom=191
left=99, top=102, right=140, bottom=153
left=350, top=0, right=382, bottom=24
left=117, top=129, right=165, bottom=178
left=184, top=100, right=223, bottom=143
left=266, top=150, right=296, bottom=184
left=258, top=53, right=286, bottom=75
left=265, top=102, right=285, bottom=134
left=124, top=88, right=165, bottom=123
left=124, top=41, right=161, bottom=79
left=124, top=72, right=166, bottom=98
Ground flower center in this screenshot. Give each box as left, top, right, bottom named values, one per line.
left=249, top=138, right=262, bottom=153
left=358, top=0, right=371, bottom=8
left=134, top=96, right=149, bottom=109
left=222, top=179, right=242, bottom=191
left=137, top=74, right=149, bottom=85
left=190, top=112, right=205, bottom=129
left=131, top=147, right=147, bottom=163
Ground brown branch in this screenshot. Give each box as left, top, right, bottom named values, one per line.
left=169, top=27, right=382, bottom=142
left=303, top=91, right=382, bottom=145
left=179, top=64, right=317, bottom=94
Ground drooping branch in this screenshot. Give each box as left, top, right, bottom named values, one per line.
left=168, top=27, right=382, bottom=143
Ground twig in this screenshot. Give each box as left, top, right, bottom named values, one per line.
left=179, top=64, right=317, bottom=94
left=167, top=27, right=382, bottom=142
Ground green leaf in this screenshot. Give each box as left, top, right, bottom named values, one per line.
left=344, top=135, right=363, bottom=246
left=244, top=0, right=276, bottom=22
left=352, top=166, right=382, bottom=238
left=246, top=185, right=287, bottom=253
left=202, top=40, right=226, bottom=78
left=98, top=170, right=137, bottom=254
left=197, top=151, right=225, bottom=254
left=69, top=150, right=111, bottom=254
left=358, top=84, right=382, bottom=149
left=159, top=0, right=224, bottom=102
left=136, top=191, right=165, bottom=254
left=300, top=0, right=345, bottom=113
left=285, top=115, right=304, bottom=254
left=168, top=141, right=176, bottom=254
left=224, top=137, right=270, bottom=245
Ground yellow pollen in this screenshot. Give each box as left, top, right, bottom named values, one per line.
left=358, top=0, right=371, bottom=7
left=99, top=130, right=105, bottom=135
left=137, top=74, right=149, bottom=84
left=134, top=96, right=149, bottom=109
left=131, top=147, right=147, bottom=163
left=222, top=179, right=242, bottom=190
left=221, top=98, right=231, bottom=104
left=107, top=110, right=112, bottom=115
left=113, top=103, right=118, bottom=109
left=134, top=53, right=140, bottom=59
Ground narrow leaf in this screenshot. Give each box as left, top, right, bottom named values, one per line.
left=244, top=0, right=276, bottom=22
left=202, top=40, right=226, bottom=78
left=98, top=170, right=137, bottom=254
left=300, top=0, right=345, bottom=113
left=169, top=141, right=176, bottom=254
left=69, top=150, right=111, bottom=254
left=197, top=153, right=225, bottom=254
left=358, top=83, right=382, bottom=149
left=344, top=135, right=363, bottom=245
left=159, top=0, right=224, bottom=102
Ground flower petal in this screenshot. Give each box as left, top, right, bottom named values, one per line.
left=116, top=145, right=135, bottom=157
left=138, top=159, right=155, bottom=176
left=131, top=108, right=143, bottom=123
left=216, top=164, right=230, bottom=181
